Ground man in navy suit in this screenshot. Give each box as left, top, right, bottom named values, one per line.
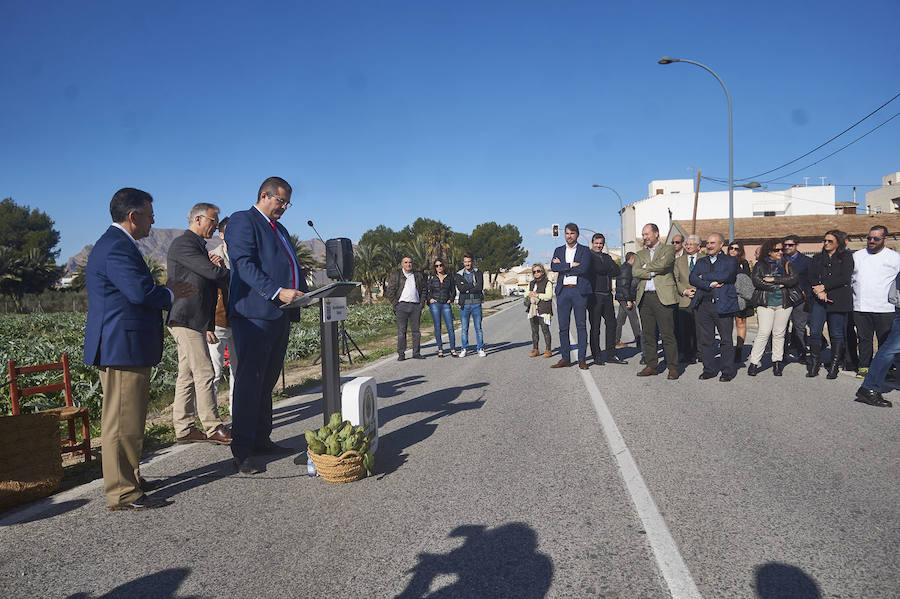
left=84, top=188, right=190, bottom=510
left=226, top=176, right=308, bottom=474
left=550, top=223, right=592, bottom=370
left=689, top=232, right=740, bottom=382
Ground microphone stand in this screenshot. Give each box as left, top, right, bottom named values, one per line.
left=308, top=220, right=365, bottom=364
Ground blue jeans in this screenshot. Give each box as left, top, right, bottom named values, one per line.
left=808, top=302, right=847, bottom=344
left=460, top=303, right=483, bottom=351
left=557, top=287, right=588, bottom=362
left=429, top=302, right=456, bottom=352
left=862, top=313, right=900, bottom=392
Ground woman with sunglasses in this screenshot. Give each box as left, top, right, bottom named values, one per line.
left=425, top=260, right=457, bottom=357
left=807, top=230, right=854, bottom=378
left=747, top=239, right=798, bottom=376
left=728, top=241, right=754, bottom=362
left=526, top=263, right=554, bottom=358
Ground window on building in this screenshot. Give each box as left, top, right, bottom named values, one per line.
left=655, top=189, right=663, bottom=195
left=763, top=211, right=776, bottom=217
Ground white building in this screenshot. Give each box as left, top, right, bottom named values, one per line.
left=621, top=179, right=836, bottom=253
left=865, top=172, right=900, bottom=214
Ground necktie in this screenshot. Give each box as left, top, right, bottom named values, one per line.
left=689, top=255, right=695, bottom=271
left=269, top=221, right=297, bottom=289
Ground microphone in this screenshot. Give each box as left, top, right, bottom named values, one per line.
left=308, top=220, right=345, bottom=281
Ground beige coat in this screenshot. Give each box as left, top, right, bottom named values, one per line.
left=633, top=243, right=677, bottom=306
left=673, top=252, right=699, bottom=309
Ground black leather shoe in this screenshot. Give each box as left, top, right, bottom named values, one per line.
left=139, top=477, right=165, bottom=492
left=397, top=354, right=406, bottom=361
left=233, top=457, right=265, bottom=474
left=747, top=363, right=759, bottom=376
left=772, top=361, right=784, bottom=377
left=719, top=372, right=735, bottom=382
left=109, top=494, right=172, bottom=511
left=412, top=354, right=426, bottom=360
left=699, top=371, right=717, bottom=380
left=606, top=356, right=628, bottom=365
left=855, top=387, right=893, bottom=408
left=254, top=440, right=294, bottom=455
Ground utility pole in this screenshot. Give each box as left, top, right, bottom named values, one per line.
left=691, top=169, right=701, bottom=236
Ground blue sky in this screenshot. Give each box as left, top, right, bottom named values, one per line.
left=2, top=1, right=898, bottom=264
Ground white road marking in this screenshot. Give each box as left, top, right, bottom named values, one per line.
left=579, top=369, right=703, bottom=599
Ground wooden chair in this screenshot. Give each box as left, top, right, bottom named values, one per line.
left=8, top=353, right=92, bottom=462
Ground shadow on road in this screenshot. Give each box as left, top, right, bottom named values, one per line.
left=376, top=383, right=487, bottom=477
left=754, top=562, right=822, bottom=599
left=482, top=340, right=532, bottom=355
left=0, top=498, right=90, bottom=526
left=378, top=375, right=427, bottom=398
left=395, top=522, right=552, bottom=598
left=66, top=567, right=199, bottom=599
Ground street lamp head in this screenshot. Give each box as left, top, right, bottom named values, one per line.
left=591, top=184, right=601, bottom=188
left=658, top=56, right=679, bottom=65
left=744, top=181, right=762, bottom=189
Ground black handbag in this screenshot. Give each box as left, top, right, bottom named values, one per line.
left=786, top=285, right=805, bottom=308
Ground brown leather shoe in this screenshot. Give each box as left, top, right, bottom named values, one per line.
left=550, top=359, right=572, bottom=368
left=636, top=366, right=657, bottom=376
left=543, top=349, right=552, bottom=358
left=529, top=349, right=540, bottom=357
left=176, top=428, right=207, bottom=443
left=578, top=360, right=589, bottom=370
left=667, top=368, right=680, bottom=380
left=615, top=342, right=627, bottom=348
left=205, top=425, right=232, bottom=444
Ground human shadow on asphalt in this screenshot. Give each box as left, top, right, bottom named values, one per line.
left=480, top=340, right=532, bottom=355
left=378, top=375, right=426, bottom=398
left=754, top=562, right=821, bottom=598
left=66, top=567, right=199, bottom=599
left=376, top=383, right=487, bottom=477
left=1, top=498, right=90, bottom=526
left=146, top=458, right=235, bottom=500
left=395, top=523, right=552, bottom=598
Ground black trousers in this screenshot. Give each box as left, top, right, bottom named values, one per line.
left=639, top=291, right=678, bottom=368
left=854, top=311, right=895, bottom=368
left=676, top=306, right=697, bottom=362
left=695, top=299, right=735, bottom=376
left=787, top=302, right=809, bottom=351
left=588, top=293, right=617, bottom=360
left=395, top=301, right=423, bottom=356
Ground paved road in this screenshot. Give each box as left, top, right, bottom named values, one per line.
left=1, top=301, right=897, bottom=598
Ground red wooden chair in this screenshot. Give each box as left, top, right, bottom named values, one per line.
left=8, top=353, right=92, bottom=462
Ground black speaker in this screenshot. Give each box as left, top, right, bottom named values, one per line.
left=325, top=238, right=354, bottom=280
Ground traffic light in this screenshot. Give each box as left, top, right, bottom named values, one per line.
left=552, top=224, right=559, bottom=237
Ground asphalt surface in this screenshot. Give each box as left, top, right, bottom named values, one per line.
left=1, top=300, right=898, bottom=598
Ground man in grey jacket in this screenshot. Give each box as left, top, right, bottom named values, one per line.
left=385, top=256, right=427, bottom=360
left=167, top=202, right=231, bottom=443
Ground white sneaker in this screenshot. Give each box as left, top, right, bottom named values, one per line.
left=458, top=349, right=467, bottom=358
left=478, top=349, right=486, bottom=357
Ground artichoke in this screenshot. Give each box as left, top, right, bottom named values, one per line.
left=316, top=425, right=332, bottom=441
left=338, top=422, right=354, bottom=440
left=304, top=429, right=317, bottom=444
left=307, top=439, right=326, bottom=455
left=328, top=412, right=343, bottom=429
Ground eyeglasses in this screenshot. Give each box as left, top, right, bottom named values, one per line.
left=772, top=248, right=784, bottom=252
left=532, top=270, right=542, bottom=274
left=783, top=242, right=796, bottom=247
left=269, top=195, right=292, bottom=208
left=198, top=214, right=219, bottom=224
left=728, top=246, right=739, bottom=251
left=673, top=240, right=683, bottom=244
left=434, top=264, right=443, bottom=268
left=867, top=236, right=883, bottom=241
left=823, top=239, right=836, bottom=244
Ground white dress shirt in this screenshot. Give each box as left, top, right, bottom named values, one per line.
left=399, top=271, right=420, bottom=303
left=645, top=243, right=658, bottom=291
left=563, top=245, right=578, bottom=286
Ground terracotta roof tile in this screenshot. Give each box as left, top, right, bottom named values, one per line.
left=671, top=214, right=900, bottom=243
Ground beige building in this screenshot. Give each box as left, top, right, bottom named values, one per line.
left=865, top=172, right=900, bottom=214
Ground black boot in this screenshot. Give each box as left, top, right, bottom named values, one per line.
left=806, top=342, right=821, bottom=377
left=827, top=342, right=844, bottom=380
left=734, top=345, right=744, bottom=364
left=773, top=361, right=784, bottom=376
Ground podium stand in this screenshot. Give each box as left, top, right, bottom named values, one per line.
left=283, top=281, right=360, bottom=424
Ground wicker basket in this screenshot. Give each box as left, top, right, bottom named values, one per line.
left=0, top=412, right=64, bottom=510
left=307, top=449, right=366, bottom=484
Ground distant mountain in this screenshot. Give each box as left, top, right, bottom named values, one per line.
left=63, top=227, right=326, bottom=274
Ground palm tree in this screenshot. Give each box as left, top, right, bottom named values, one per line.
left=70, top=262, right=87, bottom=291
left=353, top=242, right=381, bottom=303
left=405, top=235, right=430, bottom=273
left=289, top=234, right=323, bottom=286
left=144, top=255, right=166, bottom=285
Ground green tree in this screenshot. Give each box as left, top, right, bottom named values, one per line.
left=467, top=222, right=528, bottom=287
left=353, top=241, right=381, bottom=303
left=0, top=198, right=63, bottom=310
left=145, top=255, right=166, bottom=286
left=69, top=262, right=87, bottom=291
left=404, top=235, right=430, bottom=272
left=447, top=232, right=470, bottom=271
left=401, top=218, right=453, bottom=266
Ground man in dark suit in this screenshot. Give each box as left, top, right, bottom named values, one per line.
left=385, top=256, right=427, bottom=360
left=783, top=233, right=811, bottom=362
left=587, top=233, right=625, bottom=365
left=167, top=202, right=231, bottom=445
left=551, top=223, right=592, bottom=369
left=689, top=232, right=739, bottom=382
left=226, top=176, right=307, bottom=474
left=84, top=187, right=190, bottom=510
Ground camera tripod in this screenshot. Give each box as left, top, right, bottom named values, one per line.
left=314, top=320, right=365, bottom=365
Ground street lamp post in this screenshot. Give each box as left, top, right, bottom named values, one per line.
left=591, top=184, right=625, bottom=260
left=658, top=56, right=736, bottom=242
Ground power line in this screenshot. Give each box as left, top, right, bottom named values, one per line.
left=701, top=176, right=880, bottom=188
left=704, top=91, right=900, bottom=183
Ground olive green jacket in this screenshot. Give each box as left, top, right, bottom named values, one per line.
left=673, top=252, right=699, bottom=309
left=633, top=243, right=678, bottom=306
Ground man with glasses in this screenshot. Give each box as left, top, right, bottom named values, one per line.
left=633, top=223, right=680, bottom=379
left=386, top=256, right=427, bottom=360
left=671, top=234, right=685, bottom=259
left=851, top=225, right=900, bottom=379
left=689, top=233, right=739, bottom=382
left=674, top=234, right=701, bottom=364
left=782, top=234, right=811, bottom=363
left=167, top=203, right=232, bottom=446
left=226, top=177, right=307, bottom=474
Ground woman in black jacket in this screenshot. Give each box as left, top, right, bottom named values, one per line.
left=728, top=241, right=755, bottom=362
left=425, top=259, right=457, bottom=357
left=614, top=252, right=642, bottom=351
left=747, top=239, right=799, bottom=376
left=807, top=229, right=854, bottom=378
